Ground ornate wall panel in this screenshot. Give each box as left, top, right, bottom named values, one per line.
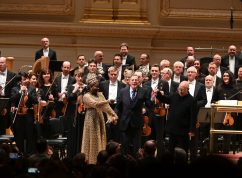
left=0, top=0, right=74, bottom=15
left=83, top=0, right=148, bottom=23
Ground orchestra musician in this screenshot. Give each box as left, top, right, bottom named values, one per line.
left=38, top=69, right=57, bottom=139
left=66, top=69, right=87, bottom=158
left=10, top=72, right=38, bottom=154
left=212, top=70, right=238, bottom=154
left=144, top=64, right=169, bottom=157
left=0, top=57, right=16, bottom=135
left=99, top=66, right=126, bottom=142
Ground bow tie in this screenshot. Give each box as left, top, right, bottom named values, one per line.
left=0, top=72, right=5, bottom=76
left=110, top=83, right=116, bottom=86
left=62, top=76, right=68, bottom=79
left=152, top=81, right=158, bottom=84
left=189, top=81, right=194, bottom=85
left=207, top=89, right=212, bottom=92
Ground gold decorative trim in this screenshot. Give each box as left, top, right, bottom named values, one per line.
left=161, top=0, right=242, bottom=19
left=0, top=0, right=74, bottom=15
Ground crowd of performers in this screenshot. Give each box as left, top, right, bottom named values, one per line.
left=1, top=40, right=242, bottom=164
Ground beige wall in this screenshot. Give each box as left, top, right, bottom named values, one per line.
left=0, top=0, right=241, bottom=72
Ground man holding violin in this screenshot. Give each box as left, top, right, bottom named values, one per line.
left=144, top=64, right=169, bottom=157
left=10, top=72, right=38, bottom=154
left=0, top=57, right=16, bottom=135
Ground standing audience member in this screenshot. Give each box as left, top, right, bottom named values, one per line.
left=116, top=74, right=152, bottom=157
left=81, top=74, right=118, bottom=164
left=35, top=37, right=57, bottom=61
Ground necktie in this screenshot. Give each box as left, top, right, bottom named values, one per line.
left=131, top=90, right=136, bottom=100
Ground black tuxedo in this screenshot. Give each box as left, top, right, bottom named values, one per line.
left=171, top=74, right=187, bottom=83
left=0, top=70, right=16, bottom=134
left=221, top=54, right=242, bottom=78
left=143, top=78, right=169, bottom=156
left=100, top=80, right=125, bottom=142
left=124, top=54, right=136, bottom=67
left=54, top=74, right=75, bottom=118
left=35, top=48, right=57, bottom=61
left=116, top=86, right=152, bottom=155
left=169, top=80, right=179, bottom=95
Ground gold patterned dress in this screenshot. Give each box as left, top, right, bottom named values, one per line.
left=81, top=91, right=118, bottom=164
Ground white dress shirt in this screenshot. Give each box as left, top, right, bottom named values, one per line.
left=0, top=69, right=7, bottom=96
left=151, top=78, right=159, bottom=90
left=205, top=87, right=213, bottom=108
left=108, top=81, right=118, bottom=102
left=61, top=74, right=69, bottom=94
left=188, top=80, right=196, bottom=97
left=43, top=48, right=49, bottom=57
left=229, top=56, right=235, bottom=74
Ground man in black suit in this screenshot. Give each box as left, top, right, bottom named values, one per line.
left=143, top=64, right=169, bottom=157
left=208, top=62, right=222, bottom=87
left=35, top=37, right=57, bottom=61
left=221, top=45, right=242, bottom=78
left=70, top=54, right=88, bottom=76
left=94, top=50, right=109, bottom=80
left=0, top=57, right=16, bottom=134
left=161, top=67, right=179, bottom=95
left=99, top=66, right=126, bottom=142
left=54, top=61, right=75, bottom=118
left=113, top=53, right=126, bottom=81
left=212, top=54, right=227, bottom=78
left=187, top=66, right=207, bottom=161
left=155, top=81, right=196, bottom=160
left=120, top=42, right=136, bottom=69
left=116, top=74, right=152, bottom=156
left=172, top=61, right=187, bottom=83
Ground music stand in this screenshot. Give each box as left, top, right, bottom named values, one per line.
left=197, top=107, right=211, bottom=123
left=197, top=107, right=225, bottom=123
left=49, top=61, right=63, bottom=73
left=0, top=98, right=9, bottom=113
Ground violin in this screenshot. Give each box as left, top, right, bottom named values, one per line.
left=77, top=95, right=85, bottom=114
left=17, top=94, right=28, bottom=115
left=223, top=112, right=234, bottom=126
left=222, top=93, right=234, bottom=126
left=153, top=98, right=166, bottom=117
left=142, top=116, right=151, bottom=136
